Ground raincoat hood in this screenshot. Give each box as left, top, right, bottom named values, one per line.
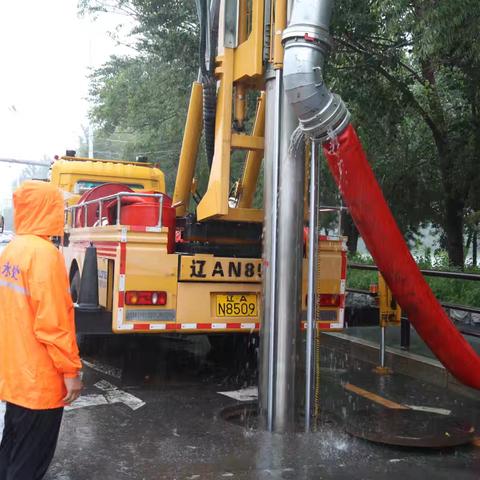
left=14, top=181, right=64, bottom=236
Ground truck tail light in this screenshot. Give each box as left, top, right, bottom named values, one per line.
left=318, top=294, right=340, bottom=307
left=125, top=291, right=167, bottom=306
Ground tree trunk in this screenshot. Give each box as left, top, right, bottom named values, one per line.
left=341, top=211, right=359, bottom=254
left=443, top=196, right=465, bottom=268
left=473, top=228, right=478, bottom=267
left=465, top=227, right=473, bottom=263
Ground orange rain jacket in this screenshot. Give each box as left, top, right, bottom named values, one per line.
left=0, top=180, right=81, bottom=409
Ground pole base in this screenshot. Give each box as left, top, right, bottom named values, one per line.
left=373, top=366, right=393, bottom=376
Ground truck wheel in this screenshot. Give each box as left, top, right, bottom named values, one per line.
left=71, top=269, right=81, bottom=303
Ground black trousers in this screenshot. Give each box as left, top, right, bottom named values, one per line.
left=0, top=403, right=63, bottom=480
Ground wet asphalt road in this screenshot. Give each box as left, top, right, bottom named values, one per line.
left=44, top=333, right=480, bottom=480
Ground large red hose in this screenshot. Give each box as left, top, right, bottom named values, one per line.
left=323, top=124, right=480, bottom=389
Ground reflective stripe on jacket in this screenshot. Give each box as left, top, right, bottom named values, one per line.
left=0, top=181, right=81, bottom=409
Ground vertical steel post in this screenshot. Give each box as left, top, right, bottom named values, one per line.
left=272, top=87, right=304, bottom=433
left=268, top=70, right=283, bottom=431
left=380, top=326, right=386, bottom=368
left=116, top=196, right=121, bottom=226
left=261, top=0, right=302, bottom=433
left=260, top=73, right=280, bottom=432
left=305, top=140, right=318, bottom=432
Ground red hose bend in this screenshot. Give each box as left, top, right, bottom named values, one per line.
left=323, top=124, right=480, bottom=389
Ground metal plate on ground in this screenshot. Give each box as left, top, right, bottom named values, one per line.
left=345, top=409, right=475, bottom=448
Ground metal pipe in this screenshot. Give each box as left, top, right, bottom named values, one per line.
left=380, top=326, right=386, bottom=368
left=348, top=262, right=480, bottom=282
left=273, top=88, right=305, bottom=433
left=261, top=0, right=302, bottom=434
left=268, top=71, right=282, bottom=431
left=282, top=0, right=350, bottom=141
left=259, top=74, right=279, bottom=432
left=116, top=195, right=121, bottom=225
left=305, top=140, right=319, bottom=432
left=157, top=195, right=164, bottom=228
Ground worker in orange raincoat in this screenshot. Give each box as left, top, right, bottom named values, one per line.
left=0, top=180, right=83, bottom=479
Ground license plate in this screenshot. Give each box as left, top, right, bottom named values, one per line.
left=215, top=294, right=258, bottom=317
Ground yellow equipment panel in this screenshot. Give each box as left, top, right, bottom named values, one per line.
left=378, top=273, right=401, bottom=326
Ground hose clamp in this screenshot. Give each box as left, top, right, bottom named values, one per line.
left=300, top=94, right=351, bottom=142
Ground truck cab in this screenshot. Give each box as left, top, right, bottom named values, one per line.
left=51, top=154, right=166, bottom=204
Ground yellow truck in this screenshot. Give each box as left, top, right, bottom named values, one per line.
left=51, top=154, right=346, bottom=336
left=52, top=0, right=349, bottom=338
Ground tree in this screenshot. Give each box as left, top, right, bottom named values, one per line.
left=79, top=0, right=199, bottom=193
left=81, top=0, right=480, bottom=268
left=330, top=0, right=480, bottom=267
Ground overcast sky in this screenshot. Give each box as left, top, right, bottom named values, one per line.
left=0, top=0, right=132, bottom=201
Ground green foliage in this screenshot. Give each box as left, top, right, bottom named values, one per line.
left=86, top=54, right=193, bottom=191
left=330, top=0, right=480, bottom=266
left=345, top=253, right=377, bottom=293
left=347, top=251, right=480, bottom=308
left=79, top=0, right=198, bottom=194
left=80, top=0, right=480, bottom=268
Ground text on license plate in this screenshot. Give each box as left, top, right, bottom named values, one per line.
left=216, top=294, right=258, bottom=317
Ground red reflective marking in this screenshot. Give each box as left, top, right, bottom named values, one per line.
left=133, top=323, right=149, bottom=330
left=118, top=294, right=124, bottom=308
left=318, top=294, right=340, bottom=307
left=227, top=323, right=241, bottom=329
left=196, top=323, right=211, bottom=329
left=119, top=242, right=126, bottom=274
left=341, top=252, right=347, bottom=279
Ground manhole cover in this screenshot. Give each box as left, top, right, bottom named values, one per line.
left=345, top=409, right=475, bottom=448
left=221, top=402, right=259, bottom=428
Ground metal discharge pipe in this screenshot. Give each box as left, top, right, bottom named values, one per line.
left=260, top=73, right=282, bottom=432
left=283, top=0, right=350, bottom=142
left=260, top=73, right=303, bottom=433
left=284, top=0, right=480, bottom=389
left=261, top=0, right=304, bottom=433
left=273, top=94, right=304, bottom=432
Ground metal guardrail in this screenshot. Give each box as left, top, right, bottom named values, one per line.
left=347, top=263, right=480, bottom=315
left=66, top=192, right=165, bottom=229
left=349, top=262, right=480, bottom=282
